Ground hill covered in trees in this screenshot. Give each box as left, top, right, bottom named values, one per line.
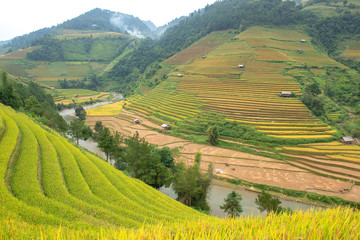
left=0, top=8, right=159, bottom=54
left=105, top=0, right=359, bottom=95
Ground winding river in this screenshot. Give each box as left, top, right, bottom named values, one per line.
left=60, top=100, right=322, bottom=218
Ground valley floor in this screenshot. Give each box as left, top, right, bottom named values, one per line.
left=86, top=109, right=360, bottom=203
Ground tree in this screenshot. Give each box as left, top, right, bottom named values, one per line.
left=255, top=190, right=283, bottom=214
left=93, top=120, right=104, bottom=137
left=305, top=83, right=321, bottom=96
left=172, top=151, right=213, bottom=211
left=68, top=119, right=89, bottom=144
left=98, top=127, right=116, bottom=164
left=120, top=132, right=173, bottom=189
left=207, top=125, right=219, bottom=146
left=0, top=71, right=21, bottom=110
left=75, top=106, right=86, bottom=121
left=220, top=190, right=243, bottom=218
left=24, top=96, right=42, bottom=115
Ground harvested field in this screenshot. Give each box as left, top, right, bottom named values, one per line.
left=87, top=110, right=359, bottom=202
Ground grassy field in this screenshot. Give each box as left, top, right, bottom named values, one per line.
left=0, top=103, right=359, bottom=239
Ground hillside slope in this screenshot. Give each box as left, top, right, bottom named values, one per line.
left=0, top=103, right=359, bottom=238
left=0, top=103, right=203, bottom=228
left=127, top=26, right=343, bottom=139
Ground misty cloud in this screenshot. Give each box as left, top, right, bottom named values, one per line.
left=110, top=13, right=145, bottom=38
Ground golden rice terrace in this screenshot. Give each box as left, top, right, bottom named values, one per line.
left=127, top=27, right=345, bottom=139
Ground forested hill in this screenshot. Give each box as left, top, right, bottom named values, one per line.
left=0, top=8, right=156, bottom=54
left=106, top=0, right=360, bottom=95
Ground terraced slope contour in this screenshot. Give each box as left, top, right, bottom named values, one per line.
left=128, top=27, right=343, bottom=139
left=0, top=103, right=203, bottom=228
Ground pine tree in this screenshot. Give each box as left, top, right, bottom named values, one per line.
left=220, top=190, right=243, bottom=218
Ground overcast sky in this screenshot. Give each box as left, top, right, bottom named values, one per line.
left=0, top=0, right=218, bottom=41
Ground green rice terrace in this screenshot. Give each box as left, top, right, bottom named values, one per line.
left=0, top=104, right=359, bottom=239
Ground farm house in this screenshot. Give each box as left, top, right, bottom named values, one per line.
left=300, top=39, right=306, bottom=43
left=134, top=119, right=141, bottom=124
left=178, top=74, right=183, bottom=77
left=238, top=65, right=245, bottom=69
left=280, top=91, right=292, bottom=97
left=161, top=124, right=170, bottom=130
left=340, top=136, right=354, bottom=144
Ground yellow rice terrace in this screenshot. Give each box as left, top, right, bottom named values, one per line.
left=0, top=102, right=359, bottom=239
left=127, top=27, right=344, bottom=140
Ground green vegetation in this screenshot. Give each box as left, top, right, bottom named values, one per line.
left=255, top=190, right=286, bottom=214
left=68, top=119, right=90, bottom=144
left=0, top=71, right=67, bottom=132
left=172, top=152, right=213, bottom=212
left=220, top=190, right=243, bottom=218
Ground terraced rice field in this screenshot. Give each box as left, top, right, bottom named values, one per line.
left=282, top=141, right=360, bottom=198
left=126, top=81, right=202, bottom=121
left=129, top=27, right=344, bottom=139
left=86, top=109, right=359, bottom=202
left=53, top=89, right=109, bottom=104
left=0, top=50, right=106, bottom=87
left=340, top=40, right=360, bottom=61
left=0, top=103, right=202, bottom=228
left=86, top=101, right=125, bottom=116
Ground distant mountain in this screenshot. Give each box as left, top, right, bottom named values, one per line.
left=153, top=17, right=185, bottom=38
left=0, top=8, right=173, bottom=54
left=59, top=8, right=152, bottom=38
left=143, top=20, right=157, bottom=32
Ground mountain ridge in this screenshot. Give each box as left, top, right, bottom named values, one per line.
left=0, top=8, right=170, bottom=54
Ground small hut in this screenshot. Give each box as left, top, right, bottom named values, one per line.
left=297, top=49, right=304, bottom=54
left=215, top=169, right=223, bottom=174
left=280, top=91, right=292, bottom=97
left=134, top=119, right=141, bottom=124
left=340, top=136, right=354, bottom=144
left=238, top=64, right=245, bottom=69
left=202, top=56, right=207, bottom=59
left=161, top=124, right=170, bottom=130
left=178, top=74, right=183, bottom=77
left=300, top=39, right=306, bottom=43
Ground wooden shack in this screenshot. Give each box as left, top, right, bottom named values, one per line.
left=161, top=124, right=170, bottom=130
left=134, top=119, right=141, bottom=124
left=238, top=64, right=245, bottom=69
left=178, top=74, right=183, bottom=77
left=340, top=136, right=354, bottom=144
left=280, top=91, right=292, bottom=97
left=300, top=39, right=306, bottom=43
